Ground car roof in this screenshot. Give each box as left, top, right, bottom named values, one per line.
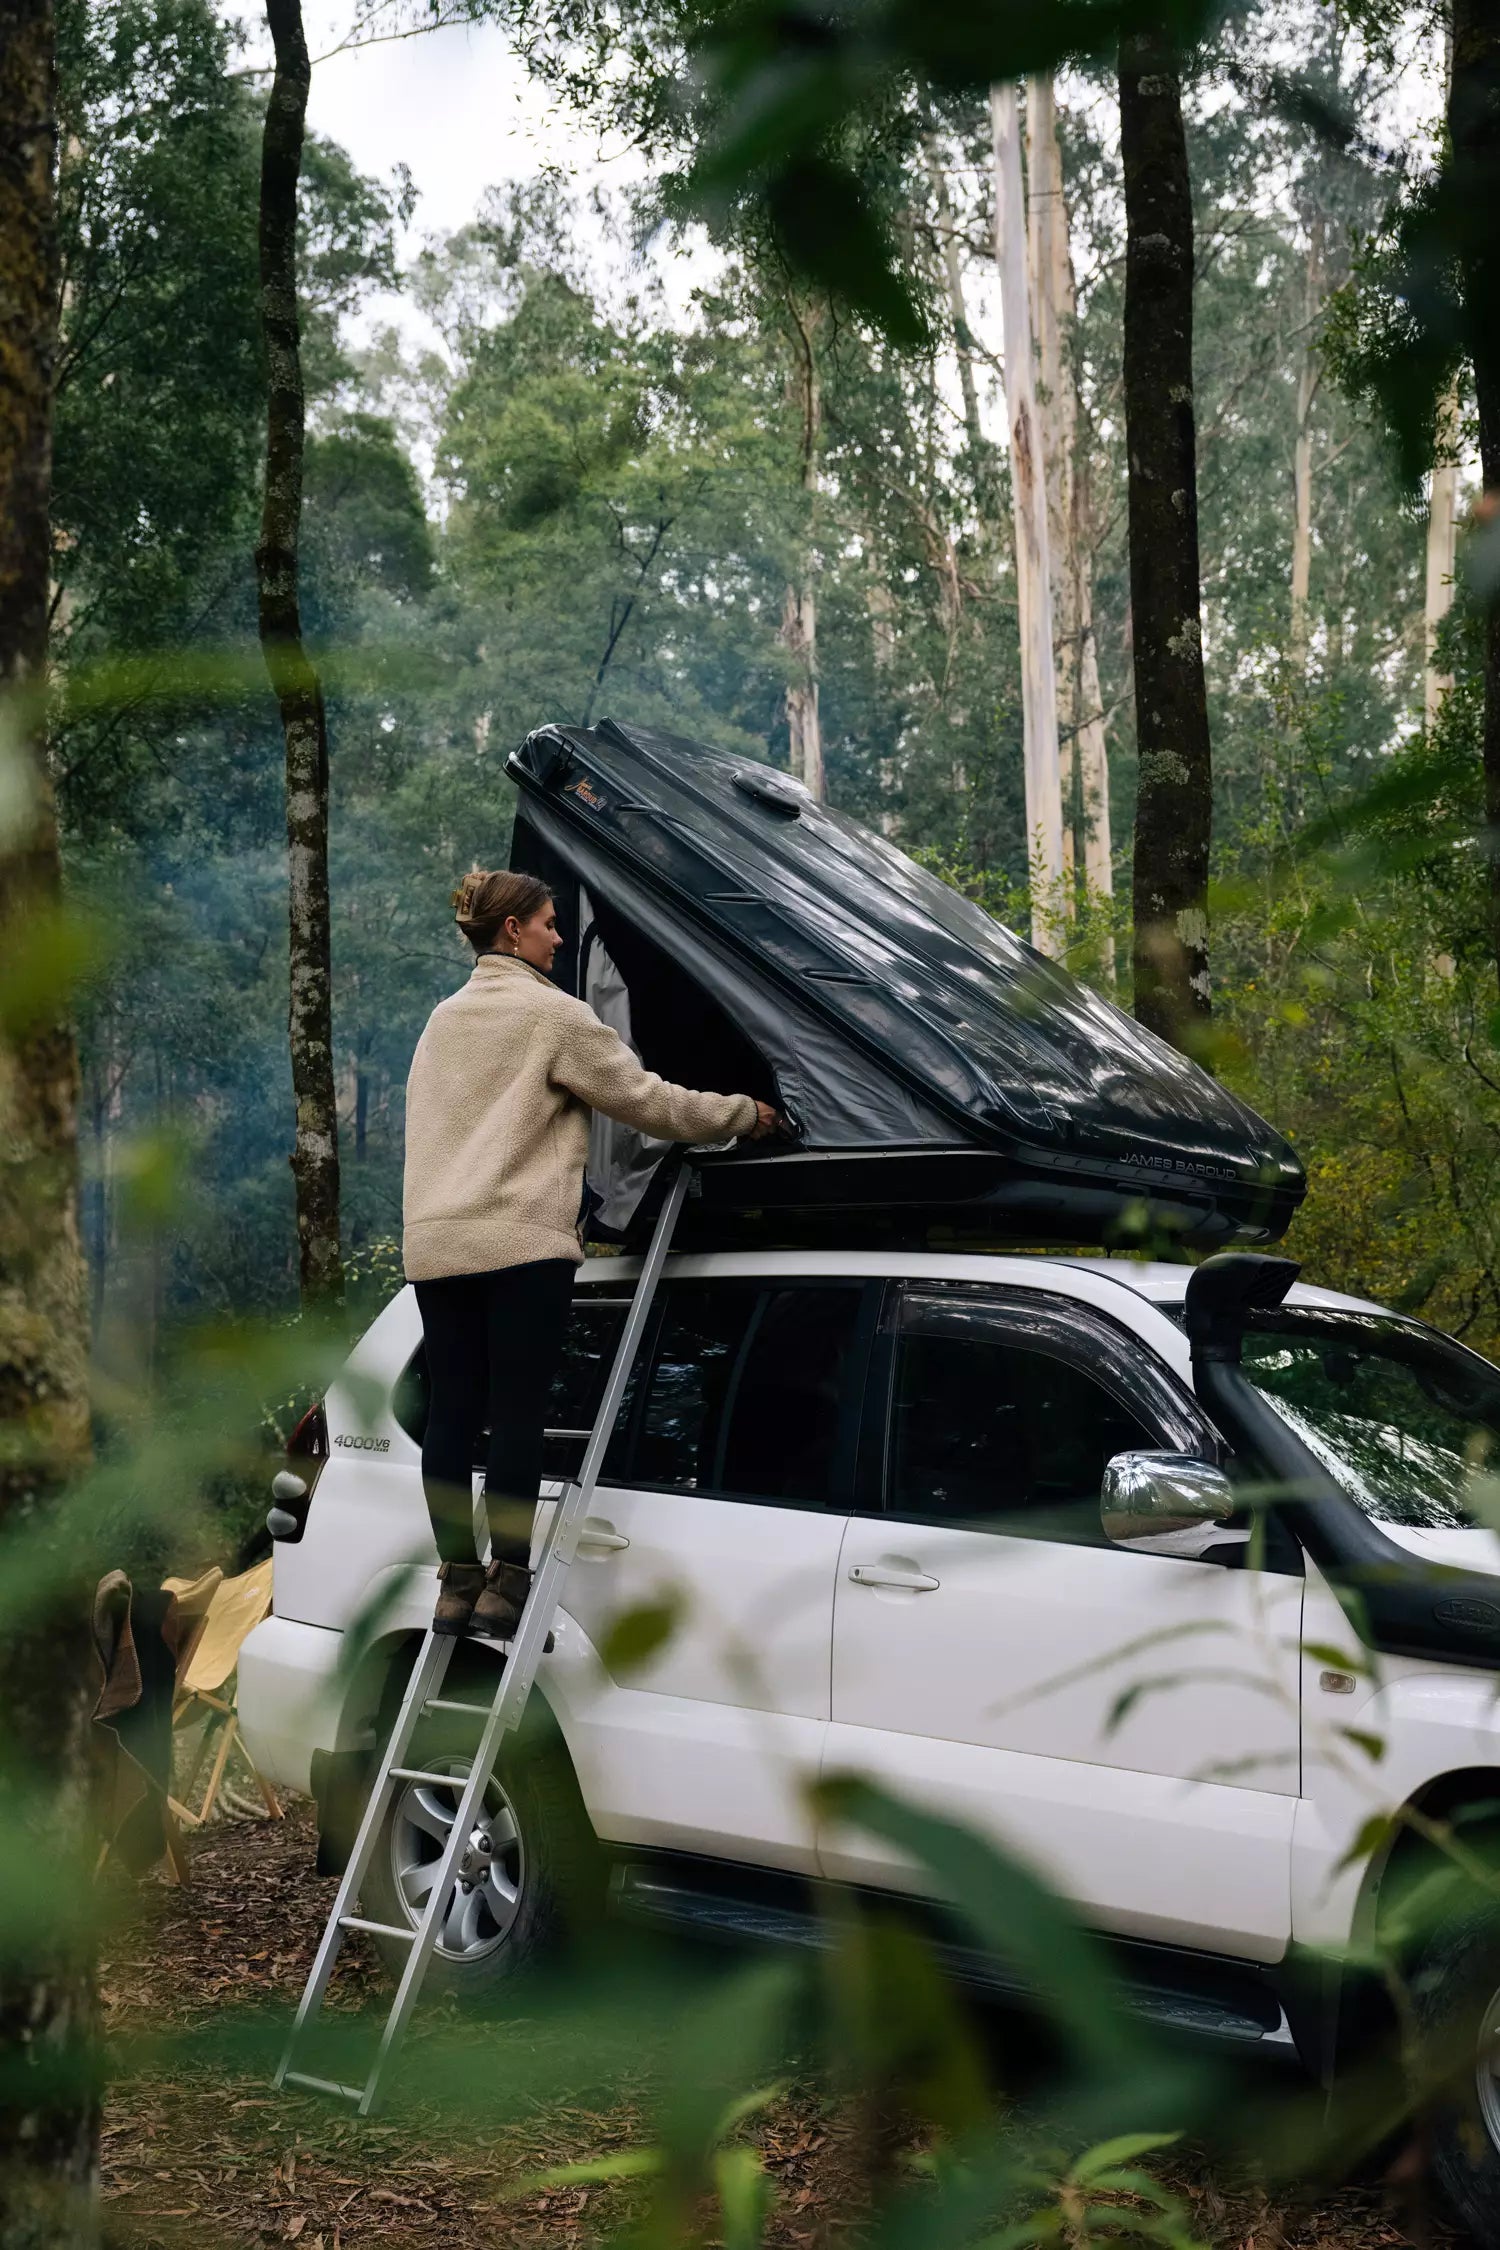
left=576, top=1245, right=1390, bottom=1320
left=1046, top=1255, right=1388, bottom=1317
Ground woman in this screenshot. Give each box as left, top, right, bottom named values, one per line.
left=403, top=868, right=780, bottom=1639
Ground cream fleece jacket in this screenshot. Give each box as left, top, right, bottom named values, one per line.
left=402, top=953, right=758, bottom=1281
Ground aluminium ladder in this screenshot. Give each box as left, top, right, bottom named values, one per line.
left=274, top=1158, right=692, bottom=2114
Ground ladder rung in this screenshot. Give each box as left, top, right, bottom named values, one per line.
left=339, top=1915, right=416, bottom=1941
left=283, top=2070, right=366, bottom=2103
left=388, top=1765, right=473, bottom=1786
left=423, top=1698, right=490, bottom=1716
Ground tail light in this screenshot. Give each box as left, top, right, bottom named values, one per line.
left=266, top=1400, right=329, bottom=1543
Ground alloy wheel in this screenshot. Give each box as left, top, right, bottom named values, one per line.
left=387, top=1758, right=525, bottom=1960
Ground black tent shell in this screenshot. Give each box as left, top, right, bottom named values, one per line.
left=507, top=718, right=1305, bottom=1250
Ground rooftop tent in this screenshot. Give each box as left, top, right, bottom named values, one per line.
left=506, top=717, right=1305, bottom=1252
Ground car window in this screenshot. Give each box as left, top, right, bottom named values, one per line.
left=719, top=1286, right=865, bottom=1504
left=543, top=1293, right=640, bottom=1481
left=634, top=1284, right=757, bottom=1488
left=634, top=1281, right=866, bottom=1509
left=888, top=1329, right=1154, bottom=1540
left=392, top=1294, right=642, bottom=1479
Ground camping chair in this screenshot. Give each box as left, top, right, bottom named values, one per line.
left=92, top=1563, right=223, bottom=1884
left=164, top=1556, right=283, bottom=1851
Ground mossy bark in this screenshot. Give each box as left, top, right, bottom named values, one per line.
left=1118, top=36, right=1213, bottom=1053
left=255, top=0, right=342, bottom=1302
left=0, top=0, right=98, bottom=2236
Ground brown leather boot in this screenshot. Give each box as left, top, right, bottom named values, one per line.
left=432, top=1559, right=485, bottom=1636
left=470, top=1560, right=531, bottom=1641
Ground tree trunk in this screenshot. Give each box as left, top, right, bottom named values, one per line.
left=1428, top=14, right=1460, bottom=732
left=256, top=0, right=342, bottom=1301
left=1425, top=379, right=1460, bottom=725
left=780, top=292, right=824, bottom=801
left=1451, top=0, right=1500, bottom=993
left=782, top=583, right=822, bottom=798
left=1026, top=74, right=1115, bottom=969
left=990, top=80, right=1065, bottom=955
left=1118, top=36, right=1213, bottom=1051
left=926, top=141, right=984, bottom=461
left=1289, top=209, right=1324, bottom=675
left=0, top=0, right=98, bottom=2235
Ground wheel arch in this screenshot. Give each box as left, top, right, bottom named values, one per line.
left=1353, top=1764, right=1500, bottom=1955
left=310, top=1625, right=594, bottom=1875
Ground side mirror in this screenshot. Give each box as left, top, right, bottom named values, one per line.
left=1101, top=1450, right=1239, bottom=1559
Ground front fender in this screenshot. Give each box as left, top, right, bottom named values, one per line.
left=1294, top=1572, right=1500, bottom=1949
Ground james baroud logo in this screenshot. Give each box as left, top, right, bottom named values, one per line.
left=1118, top=1150, right=1237, bottom=1183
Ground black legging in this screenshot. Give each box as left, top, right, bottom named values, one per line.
left=414, top=1259, right=576, bottom=1567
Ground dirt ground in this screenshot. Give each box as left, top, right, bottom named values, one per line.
left=99, top=1799, right=1448, bottom=2250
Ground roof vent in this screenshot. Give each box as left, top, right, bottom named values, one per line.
left=732, top=764, right=808, bottom=818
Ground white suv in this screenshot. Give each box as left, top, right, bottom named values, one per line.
left=241, top=1245, right=1500, bottom=2233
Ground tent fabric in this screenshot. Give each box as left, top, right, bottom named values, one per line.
left=579, top=886, right=673, bottom=1235
left=508, top=719, right=1305, bottom=1249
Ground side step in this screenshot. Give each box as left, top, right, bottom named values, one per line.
left=610, top=1864, right=1298, bottom=2054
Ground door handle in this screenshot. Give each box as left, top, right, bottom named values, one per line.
left=578, top=1521, right=630, bottom=1553
left=848, top=1564, right=940, bottom=1592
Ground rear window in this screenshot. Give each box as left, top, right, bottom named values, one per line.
left=391, top=1289, right=640, bottom=1479
left=393, top=1278, right=867, bottom=1504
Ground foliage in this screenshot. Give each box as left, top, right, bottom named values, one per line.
left=1213, top=616, right=1500, bottom=1353
left=29, top=5, right=1500, bottom=2242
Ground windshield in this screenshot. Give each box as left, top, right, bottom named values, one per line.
left=1238, top=1308, right=1500, bottom=1530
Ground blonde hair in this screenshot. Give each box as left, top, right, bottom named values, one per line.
left=451, top=868, right=553, bottom=954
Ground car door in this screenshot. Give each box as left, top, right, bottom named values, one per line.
left=551, top=1273, right=878, bottom=1875
left=822, top=1283, right=1304, bottom=1960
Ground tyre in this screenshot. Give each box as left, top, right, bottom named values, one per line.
left=1406, top=1886, right=1500, bottom=2239
left=360, top=1696, right=602, bottom=2002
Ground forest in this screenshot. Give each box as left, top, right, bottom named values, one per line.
left=50, top=0, right=1493, bottom=1357
left=12, top=0, right=1500, bottom=2242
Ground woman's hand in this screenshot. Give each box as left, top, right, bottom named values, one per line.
left=745, top=1100, right=785, bottom=1140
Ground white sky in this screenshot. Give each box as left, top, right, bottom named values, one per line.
left=233, top=1, right=1450, bottom=494
left=303, top=10, right=574, bottom=241
left=272, top=3, right=717, bottom=354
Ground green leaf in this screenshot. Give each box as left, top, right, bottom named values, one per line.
left=813, top=1773, right=1144, bottom=2074
left=1299, top=1641, right=1371, bottom=1676
left=1069, top=2131, right=1181, bottom=2183
left=0, top=900, right=97, bottom=1037
left=1081, top=2169, right=1179, bottom=2204
left=761, top=159, right=930, bottom=349
left=517, top=2149, right=662, bottom=2191
left=657, top=1960, right=797, bottom=2183
left=1339, top=1727, right=1387, bottom=1763
left=715, top=2143, right=776, bottom=2250
left=1333, top=1811, right=1396, bottom=1877
left=822, top=1906, right=990, bottom=2139
left=711, top=2082, right=787, bottom=2142
left=598, top=1591, right=684, bottom=1674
